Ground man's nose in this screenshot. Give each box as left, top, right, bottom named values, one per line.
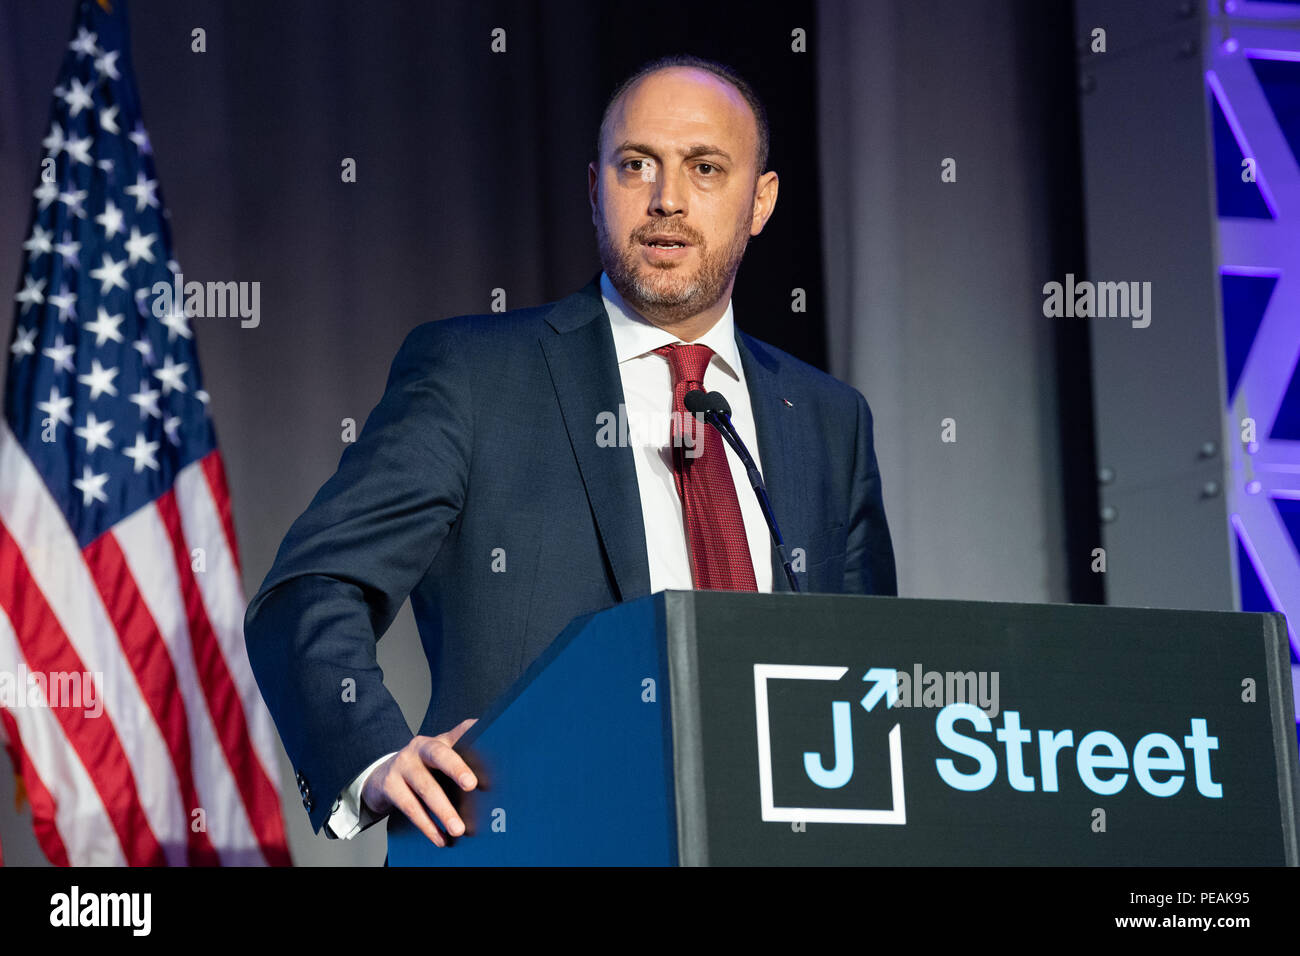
left=648, top=166, right=687, bottom=216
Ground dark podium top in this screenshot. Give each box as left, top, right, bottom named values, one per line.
left=389, top=591, right=1299, bottom=865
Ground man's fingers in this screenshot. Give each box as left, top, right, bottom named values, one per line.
left=389, top=779, right=445, bottom=848
left=421, top=734, right=478, bottom=791
left=440, top=717, right=478, bottom=749
left=405, top=762, right=466, bottom=838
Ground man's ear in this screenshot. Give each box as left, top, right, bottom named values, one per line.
left=750, top=170, right=779, bottom=237
left=588, top=162, right=599, bottom=221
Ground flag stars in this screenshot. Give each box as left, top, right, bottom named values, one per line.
left=73, top=465, right=110, bottom=506
left=123, top=433, right=161, bottom=473
left=163, top=416, right=182, bottom=446
left=34, top=180, right=59, bottom=210
left=98, top=104, right=120, bottom=135
left=132, top=337, right=156, bottom=366
left=153, top=356, right=189, bottom=395
left=10, top=327, right=37, bottom=359
left=89, top=253, right=129, bottom=294
left=55, top=237, right=81, bottom=268
left=78, top=359, right=120, bottom=400
left=16, top=276, right=46, bottom=314
left=49, top=286, right=78, bottom=323
left=129, top=123, right=152, bottom=155
left=63, top=77, right=94, bottom=116
left=84, top=307, right=125, bottom=346
left=42, top=122, right=65, bottom=155
left=94, top=49, right=120, bottom=81
left=125, top=226, right=157, bottom=265
left=124, top=170, right=159, bottom=211
left=75, top=413, right=115, bottom=453
left=96, top=199, right=125, bottom=240
left=37, top=387, right=74, bottom=428
left=23, top=225, right=53, bottom=259
left=68, top=27, right=98, bottom=59
left=58, top=187, right=89, bottom=218
left=161, top=305, right=192, bottom=342
left=129, top=385, right=162, bottom=419
left=64, top=134, right=93, bottom=166
left=42, top=335, right=76, bottom=374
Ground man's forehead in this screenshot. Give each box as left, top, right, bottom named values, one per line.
left=609, top=68, right=756, bottom=148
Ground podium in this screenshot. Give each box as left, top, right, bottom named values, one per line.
left=388, top=591, right=1300, bottom=865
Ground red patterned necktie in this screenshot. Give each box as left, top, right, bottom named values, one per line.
left=654, top=343, right=757, bottom=591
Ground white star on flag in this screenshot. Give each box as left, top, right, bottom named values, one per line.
left=77, top=359, right=120, bottom=400
left=89, top=253, right=129, bottom=294
left=94, top=49, right=121, bottom=80
left=153, top=355, right=189, bottom=395
left=23, top=226, right=54, bottom=260
left=33, top=180, right=59, bottom=211
left=68, top=27, right=98, bottom=58
left=72, top=464, right=110, bottom=505
left=122, top=432, right=161, bottom=473
left=42, top=122, right=65, bottom=155
left=41, top=335, right=76, bottom=374
left=124, top=170, right=159, bottom=211
left=132, top=337, right=156, bottom=365
left=125, top=226, right=157, bottom=265
left=129, top=384, right=162, bottom=419
left=63, top=77, right=94, bottom=116
left=75, top=412, right=115, bottom=453
left=9, top=327, right=37, bottom=359
left=95, top=199, right=125, bottom=239
left=36, top=386, right=74, bottom=428
left=55, top=239, right=81, bottom=267
left=99, top=104, right=120, bottom=135
left=84, top=307, right=126, bottom=346
left=161, top=304, right=192, bottom=342
left=49, top=286, right=78, bottom=323
left=16, top=276, right=46, bottom=314
left=58, top=188, right=88, bottom=218
left=129, top=122, right=152, bottom=154
left=64, top=135, right=93, bottom=166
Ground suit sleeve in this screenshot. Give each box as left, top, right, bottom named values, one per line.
left=243, top=320, right=472, bottom=834
left=843, top=391, right=898, bottom=596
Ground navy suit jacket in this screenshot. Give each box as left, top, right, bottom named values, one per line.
left=243, top=274, right=897, bottom=834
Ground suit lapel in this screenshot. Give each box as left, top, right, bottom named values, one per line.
left=736, top=330, right=806, bottom=593
left=540, top=277, right=651, bottom=602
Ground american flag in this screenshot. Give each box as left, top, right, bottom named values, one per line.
left=0, top=0, right=289, bottom=865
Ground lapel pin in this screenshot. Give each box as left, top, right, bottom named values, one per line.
left=781, top=398, right=794, bottom=408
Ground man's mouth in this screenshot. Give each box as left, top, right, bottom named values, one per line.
left=642, top=236, right=691, bottom=249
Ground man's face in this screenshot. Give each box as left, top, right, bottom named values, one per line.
left=589, top=67, right=778, bottom=327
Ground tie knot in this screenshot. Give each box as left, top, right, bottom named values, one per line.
left=655, top=343, right=713, bottom=387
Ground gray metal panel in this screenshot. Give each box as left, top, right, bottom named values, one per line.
left=1075, top=2, right=1234, bottom=609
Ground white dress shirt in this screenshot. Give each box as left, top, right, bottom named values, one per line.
left=325, top=271, right=772, bottom=839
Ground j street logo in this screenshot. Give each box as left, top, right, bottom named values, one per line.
left=754, top=663, right=1225, bottom=828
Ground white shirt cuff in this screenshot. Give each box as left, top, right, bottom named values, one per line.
left=325, top=751, right=397, bottom=839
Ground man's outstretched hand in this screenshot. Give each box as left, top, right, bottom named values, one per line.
left=361, top=718, right=478, bottom=847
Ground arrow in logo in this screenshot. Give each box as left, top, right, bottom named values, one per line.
left=860, top=668, right=899, bottom=713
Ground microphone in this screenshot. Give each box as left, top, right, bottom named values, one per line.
left=684, top=389, right=800, bottom=593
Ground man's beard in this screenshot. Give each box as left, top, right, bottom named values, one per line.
left=596, top=210, right=752, bottom=325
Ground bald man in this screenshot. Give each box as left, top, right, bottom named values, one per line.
left=244, top=54, right=897, bottom=851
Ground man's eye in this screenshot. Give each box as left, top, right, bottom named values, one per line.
left=696, top=163, right=716, bottom=175
left=623, top=159, right=648, bottom=172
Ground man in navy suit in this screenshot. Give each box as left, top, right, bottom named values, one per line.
left=243, top=54, right=897, bottom=850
